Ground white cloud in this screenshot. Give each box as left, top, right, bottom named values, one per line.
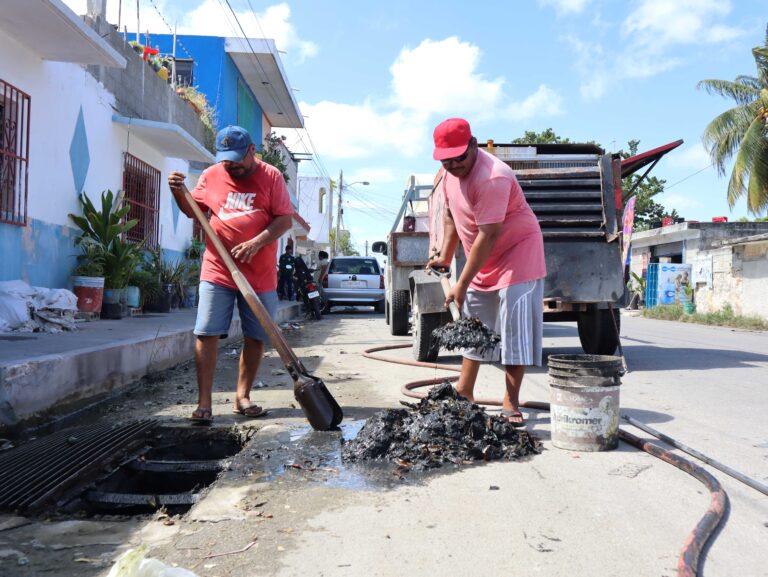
left=297, top=100, right=426, bottom=159
left=623, top=0, right=735, bottom=46
left=538, top=0, right=592, bottom=15
left=180, top=2, right=318, bottom=62
left=667, top=144, right=712, bottom=169
left=390, top=37, right=504, bottom=118
left=504, top=85, right=564, bottom=121
left=563, top=1, right=745, bottom=100
left=61, top=1, right=317, bottom=63
left=294, top=36, right=564, bottom=162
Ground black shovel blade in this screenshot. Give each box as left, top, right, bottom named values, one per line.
left=294, top=376, right=344, bottom=431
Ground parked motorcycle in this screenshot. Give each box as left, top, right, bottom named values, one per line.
left=292, top=255, right=323, bottom=320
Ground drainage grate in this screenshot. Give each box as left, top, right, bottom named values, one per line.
left=0, top=420, right=157, bottom=513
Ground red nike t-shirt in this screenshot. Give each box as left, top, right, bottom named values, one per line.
left=190, top=162, right=293, bottom=292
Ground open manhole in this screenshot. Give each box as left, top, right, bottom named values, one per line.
left=0, top=421, right=249, bottom=517
left=68, top=426, right=249, bottom=516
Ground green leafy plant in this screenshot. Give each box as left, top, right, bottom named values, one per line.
left=260, top=132, right=290, bottom=183
left=630, top=272, right=646, bottom=297
left=176, top=86, right=216, bottom=153
left=129, top=269, right=161, bottom=308
left=71, top=237, right=105, bottom=277
left=68, top=190, right=141, bottom=288
left=185, top=238, right=205, bottom=261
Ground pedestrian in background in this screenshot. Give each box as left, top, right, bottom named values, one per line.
left=278, top=245, right=296, bottom=300
left=427, top=118, right=546, bottom=427
left=168, top=125, right=293, bottom=422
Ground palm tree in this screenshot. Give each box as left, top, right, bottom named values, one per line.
left=697, top=25, right=768, bottom=214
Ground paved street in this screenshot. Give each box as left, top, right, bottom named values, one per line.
left=0, top=309, right=766, bottom=577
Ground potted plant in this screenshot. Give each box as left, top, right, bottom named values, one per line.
left=128, top=269, right=160, bottom=311
left=182, top=261, right=201, bottom=307
left=68, top=190, right=139, bottom=318
left=70, top=237, right=106, bottom=314
left=682, top=284, right=695, bottom=314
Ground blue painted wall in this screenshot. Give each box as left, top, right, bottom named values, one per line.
left=0, top=220, right=78, bottom=288
left=147, top=34, right=263, bottom=144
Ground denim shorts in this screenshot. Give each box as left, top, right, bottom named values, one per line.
left=194, top=281, right=278, bottom=342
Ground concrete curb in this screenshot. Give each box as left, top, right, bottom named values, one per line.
left=0, top=303, right=302, bottom=427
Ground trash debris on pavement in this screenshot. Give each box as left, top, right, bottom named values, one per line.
left=224, top=349, right=240, bottom=358
left=270, top=369, right=286, bottom=376
left=0, top=280, right=78, bottom=333
left=106, top=547, right=199, bottom=577
left=432, top=317, right=501, bottom=355
left=341, top=383, right=540, bottom=471
left=254, top=380, right=269, bottom=388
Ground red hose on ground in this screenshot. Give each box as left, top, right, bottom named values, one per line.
left=362, top=343, right=728, bottom=577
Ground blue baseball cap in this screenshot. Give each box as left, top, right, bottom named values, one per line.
left=215, top=125, right=252, bottom=163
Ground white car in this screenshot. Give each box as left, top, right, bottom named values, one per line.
left=322, top=256, right=385, bottom=313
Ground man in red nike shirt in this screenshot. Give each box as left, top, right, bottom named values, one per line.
left=169, top=125, right=293, bottom=422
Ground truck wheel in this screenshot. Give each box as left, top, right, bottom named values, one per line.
left=389, top=290, right=410, bottom=336
left=413, top=312, right=441, bottom=362
left=577, top=306, right=620, bottom=355
left=385, top=298, right=390, bottom=325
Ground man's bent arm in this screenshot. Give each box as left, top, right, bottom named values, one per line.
left=452, top=222, right=502, bottom=303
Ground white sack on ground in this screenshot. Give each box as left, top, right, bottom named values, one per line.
left=0, top=280, right=78, bottom=333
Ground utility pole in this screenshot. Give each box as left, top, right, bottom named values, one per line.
left=334, top=170, right=343, bottom=256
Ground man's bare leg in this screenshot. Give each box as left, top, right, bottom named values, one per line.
left=502, top=364, right=525, bottom=425
left=194, top=336, right=219, bottom=418
left=455, top=357, right=481, bottom=402
left=234, top=337, right=265, bottom=413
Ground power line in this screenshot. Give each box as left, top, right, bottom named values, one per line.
left=664, top=163, right=715, bottom=190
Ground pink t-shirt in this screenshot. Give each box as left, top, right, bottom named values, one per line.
left=443, top=149, right=546, bottom=291
left=191, top=162, right=293, bottom=292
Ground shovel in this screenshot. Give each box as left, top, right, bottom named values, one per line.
left=183, top=189, right=343, bottom=431
left=427, top=267, right=500, bottom=354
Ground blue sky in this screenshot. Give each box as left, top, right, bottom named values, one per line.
left=65, top=0, right=768, bottom=253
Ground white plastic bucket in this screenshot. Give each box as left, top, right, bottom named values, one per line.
left=548, top=354, right=622, bottom=452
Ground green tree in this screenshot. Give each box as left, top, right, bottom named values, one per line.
left=622, top=140, right=679, bottom=231
left=697, top=24, right=768, bottom=214
left=511, top=128, right=572, bottom=144
left=329, top=229, right=359, bottom=256
left=260, top=132, right=290, bottom=183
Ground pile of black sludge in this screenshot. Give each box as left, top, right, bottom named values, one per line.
left=431, top=317, right=501, bottom=354
left=341, top=383, right=540, bottom=471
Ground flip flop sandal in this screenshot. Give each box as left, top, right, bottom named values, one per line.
left=233, top=405, right=269, bottom=418
left=189, top=408, right=213, bottom=424
left=500, top=409, right=525, bottom=428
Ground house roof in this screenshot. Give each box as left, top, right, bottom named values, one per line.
left=112, top=115, right=215, bottom=164
left=224, top=37, right=303, bottom=129
left=1, top=0, right=125, bottom=68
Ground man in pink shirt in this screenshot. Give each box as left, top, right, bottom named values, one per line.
left=168, top=126, right=293, bottom=423
left=428, top=118, right=546, bottom=427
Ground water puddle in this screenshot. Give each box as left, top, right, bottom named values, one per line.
left=245, top=420, right=451, bottom=491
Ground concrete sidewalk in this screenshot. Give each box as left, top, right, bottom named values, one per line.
left=0, top=301, right=302, bottom=429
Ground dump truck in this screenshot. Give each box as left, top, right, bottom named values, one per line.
left=377, top=140, right=682, bottom=362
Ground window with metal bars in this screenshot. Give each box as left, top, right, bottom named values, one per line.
left=122, top=153, right=160, bottom=249
left=0, top=79, right=30, bottom=226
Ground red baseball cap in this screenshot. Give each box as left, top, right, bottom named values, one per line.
left=432, top=118, right=472, bottom=160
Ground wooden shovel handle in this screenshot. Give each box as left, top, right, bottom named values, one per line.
left=439, top=276, right=462, bottom=322
left=182, top=189, right=302, bottom=372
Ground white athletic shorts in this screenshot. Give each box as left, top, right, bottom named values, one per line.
left=462, top=278, right=544, bottom=366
